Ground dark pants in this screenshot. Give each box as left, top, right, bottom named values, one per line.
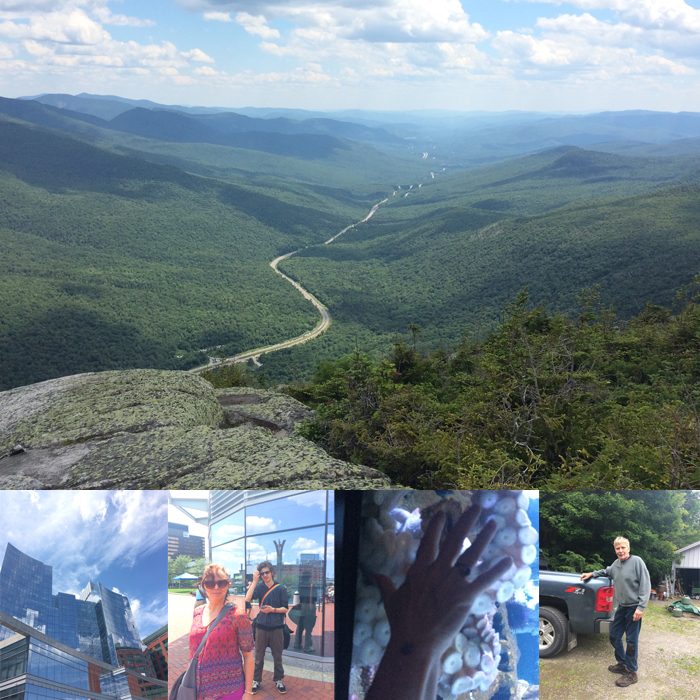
left=254, top=626, right=284, bottom=682
left=609, top=605, right=642, bottom=672
left=294, top=604, right=317, bottom=650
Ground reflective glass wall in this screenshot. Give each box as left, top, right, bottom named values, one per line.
left=210, top=491, right=334, bottom=659
left=0, top=545, right=54, bottom=641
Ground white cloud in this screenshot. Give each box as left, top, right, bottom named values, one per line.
left=214, top=522, right=244, bottom=538
left=0, top=9, right=108, bottom=44
left=91, top=7, right=155, bottom=28
left=246, top=515, right=276, bottom=532
left=0, top=3, right=217, bottom=85
left=75, top=490, right=108, bottom=523
left=112, top=586, right=121, bottom=594
left=192, top=65, right=219, bottom=75
left=180, top=47, right=214, bottom=62
left=522, top=0, right=700, bottom=33
left=236, top=12, right=279, bottom=40
left=203, top=11, right=232, bottom=22
left=292, top=537, right=320, bottom=550
left=185, top=0, right=489, bottom=44
left=127, top=593, right=168, bottom=636
left=490, top=0, right=700, bottom=80
left=289, top=492, right=327, bottom=510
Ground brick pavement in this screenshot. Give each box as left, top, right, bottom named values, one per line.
left=168, top=594, right=333, bottom=700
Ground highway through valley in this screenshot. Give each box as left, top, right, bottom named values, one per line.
left=189, top=195, right=387, bottom=374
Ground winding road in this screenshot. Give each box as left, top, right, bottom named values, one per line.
left=189, top=195, right=387, bottom=374
left=189, top=158, right=448, bottom=375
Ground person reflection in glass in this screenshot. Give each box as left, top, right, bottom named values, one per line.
left=293, top=566, right=317, bottom=653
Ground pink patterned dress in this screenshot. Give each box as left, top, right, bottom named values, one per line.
left=189, top=605, right=254, bottom=700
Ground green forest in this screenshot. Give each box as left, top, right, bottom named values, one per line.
left=276, top=148, right=700, bottom=378
left=540, top=491, right=700, bottom=582
left=0, top=118, right=378, bottom=389
left=242, top=281, right=700, bottom=490
left=2, top=99, right=700, bottom=493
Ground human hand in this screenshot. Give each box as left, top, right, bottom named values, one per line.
left=261, top=605, right=274, bottom=613
left=633, top=609, right=643, bottom=622
left=252, top=570, right=260, bottom=584
left=581, top=573, right=593, bottom=581
left=374, top=504, right=514, bottom=659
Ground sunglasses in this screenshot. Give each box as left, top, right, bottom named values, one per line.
left=260, top=570, right=271, bottom=576
left=203, top=579, right=229, bottom=589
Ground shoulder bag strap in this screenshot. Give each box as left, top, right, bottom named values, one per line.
left=260, top=584, right=280, bottom=607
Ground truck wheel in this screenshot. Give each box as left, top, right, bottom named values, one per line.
left=539, top=606, right=568, bottom=658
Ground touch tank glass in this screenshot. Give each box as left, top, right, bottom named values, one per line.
left=349, top=490, right=539, bottom=700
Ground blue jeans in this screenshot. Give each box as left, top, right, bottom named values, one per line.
left=609, top=605, right=642, bottom=672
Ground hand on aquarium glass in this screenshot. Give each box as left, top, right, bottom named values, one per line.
left=374, top=504, right=514, bottom=659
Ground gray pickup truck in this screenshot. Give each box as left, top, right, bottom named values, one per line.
left=539, top=550, right=615, bottom=658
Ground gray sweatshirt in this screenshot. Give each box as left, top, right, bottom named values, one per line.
left=592, top=554, right=651, bottom=611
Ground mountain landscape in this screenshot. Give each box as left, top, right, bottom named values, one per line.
left=1, top=92, right=700, bottom=487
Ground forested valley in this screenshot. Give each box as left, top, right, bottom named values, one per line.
left=2, top=94, right=700, bottom=488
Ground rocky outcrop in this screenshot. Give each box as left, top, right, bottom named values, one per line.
left=0, top=369, right=390, bottom=490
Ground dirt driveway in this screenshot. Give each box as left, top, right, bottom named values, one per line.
left=540, top=599, right=700, bottom=700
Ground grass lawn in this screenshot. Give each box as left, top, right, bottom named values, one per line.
left=168, top=588, right=196, bottom=595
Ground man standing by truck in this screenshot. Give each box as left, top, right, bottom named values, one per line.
left=581, top=536, right=651, bottom=688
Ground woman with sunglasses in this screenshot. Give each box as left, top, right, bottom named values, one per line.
left=190, top=564, right=255, bottom=700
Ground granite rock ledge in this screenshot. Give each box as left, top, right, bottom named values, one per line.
left=0, top=369, right=390, bottom=490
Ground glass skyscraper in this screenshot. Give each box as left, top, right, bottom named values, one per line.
left=0, top=544, right=140, bottom=667
left=0, top=544, right=166, bottom=700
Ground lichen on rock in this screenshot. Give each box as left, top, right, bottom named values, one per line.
left=0, top=369, right=390, bottom=490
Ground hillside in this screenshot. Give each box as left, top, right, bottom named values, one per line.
left=0, top=96, right=428, bottom=189
left=0, top=118, right=378, bottom=390
left=263, top=148, right=700, bottom=381
left=281, top=281, right=700, bottom=490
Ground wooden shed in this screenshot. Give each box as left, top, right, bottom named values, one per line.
left=673, top=540, right=700, bottom=598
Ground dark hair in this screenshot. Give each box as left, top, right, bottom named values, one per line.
left=257, top=560, right=275, bottom=575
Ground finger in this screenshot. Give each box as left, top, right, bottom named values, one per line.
left=374, top=574, right=397, bottom=606
left=470, top=556, right=514, bottom=595
left=455, top=517, right=498, bottom=570
left=414, top=511, right=446, bottom=567
left=438, top=504, right=482, bottom=567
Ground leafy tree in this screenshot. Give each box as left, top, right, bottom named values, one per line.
left=540, top=491, right=685, bottom=582
left=168, top=556, right=207, bottom=586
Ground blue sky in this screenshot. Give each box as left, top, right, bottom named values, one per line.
left=0, top=1, right=699, bottom=111
left=0, top=490, right=168, bottom=638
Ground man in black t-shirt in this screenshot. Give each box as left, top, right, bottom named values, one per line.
left=246, top=560, right=289, bottom=694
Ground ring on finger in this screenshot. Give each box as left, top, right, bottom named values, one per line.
left=456, top=564, right=471, bottom=577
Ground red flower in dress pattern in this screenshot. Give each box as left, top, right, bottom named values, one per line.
left=189, top=605, right=255, bottom=700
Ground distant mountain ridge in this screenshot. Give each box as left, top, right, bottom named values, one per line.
left=21, top=92, right=405, bottom=148
left=20, top=93, right=700, bottom=160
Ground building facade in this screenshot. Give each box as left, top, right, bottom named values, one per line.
left=0, top=546, right=166, bottom=700
left=208, top=491, right=334, bottom=660
left=0, top=612, right=167, bottom=700
left=167, top=524, right=205, bottom=560
left=672, top=540, right=700, bottom=595
left=141, top=626, right=167, bottom=683
left=0, top=544, right=141, bottom=668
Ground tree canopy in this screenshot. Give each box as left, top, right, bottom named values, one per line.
left=540, top=491, right=700, bottom=582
